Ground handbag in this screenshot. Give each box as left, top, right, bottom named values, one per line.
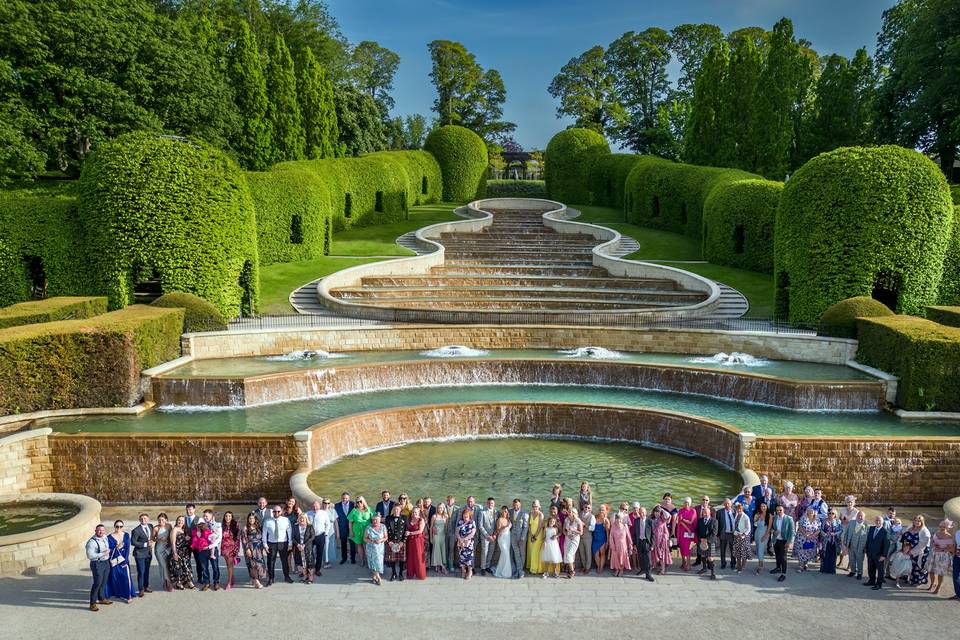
left=698, top=540, right=709, bottom=551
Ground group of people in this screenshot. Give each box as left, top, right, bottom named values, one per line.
left=84, top=477, right=960, bottom=610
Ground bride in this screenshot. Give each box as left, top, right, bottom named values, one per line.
left=493, top=506, right=513, bottom=578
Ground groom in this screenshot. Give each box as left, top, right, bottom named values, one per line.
left=509, top=498, right=529, bottom=579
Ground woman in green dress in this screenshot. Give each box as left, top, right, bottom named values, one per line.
left=348, top=496, right=374, bottom=567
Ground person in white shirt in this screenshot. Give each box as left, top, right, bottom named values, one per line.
left=264, top=505, right=293, bottom=585
left=307, top=500, right=330, bottom=577
left=952, top=526, right=960, bottom=600
left=201, top=509, right=222, bottom=589
left=86, top=525, right=112, bottom=611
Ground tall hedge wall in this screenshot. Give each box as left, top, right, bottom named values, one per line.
left=624, top=157, right=758, bottom=240
left=78, top=133, right=261, bottom=318
left=938, top=206, right=960, bottom=305
left=702, top=179, right=784, bottom=274
left=246, top=168, right=331, bottom=266
left=0, top=296, right=108, bottom=330
left=0, top=182, right=86, bottom=307
left=857, top=315, right=960, bottom=412
left=424, top=125, right=488, bottom=203
left=775, top=146, right=954, bottom=323
left=0, top=305, right=183, bottom=416
left=544, top=128, right=610, bottom=205
left=588, top=154, right=643, bottom=210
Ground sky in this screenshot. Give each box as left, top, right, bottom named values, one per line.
left=332, top=0, right=897, bottom=150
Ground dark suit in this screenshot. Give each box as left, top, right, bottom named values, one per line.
left=184, top=514, right=201, bottom=579
left=716, top=508, right=736, bottom=569
left=631, top=516, right=654, bottom=578
left=334, top=501, right=355, bottom=563
left=696, top=516, right=719, bottom=574
left=865, top=525, right=888, bottom=587
left=751, top=484, right=777, bottom=505
left=130, top=522, right=153, bottom=593
left=375, top=500, right=395, bottom=520
left=292, top=524, right=316, bottom=571
left=252, top=507, right=271, bottom=525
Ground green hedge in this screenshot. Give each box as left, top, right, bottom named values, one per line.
left=774, top=146, right=954, bottom=323
left=78, top=133, right=261, bottom=318
left=588, top=154, right=643, bottom=210
left=625, top=157, right=759, bottom=240
left=246, top=168, right=331, bottom=265
left=0, top=305, right=183, bottom=416
left=927, top=306, right=960, bottom=328
left=702, top=179, right=783, bottom=274
left=424, top=125, right=487, bottom=203
left=951, top=184, right=959, bottom=205
left=818, top=296, right=893, bottom=338
left=938, top=206, right=960, bottom=305
left=0, top=182, right=86, bottom=307
left=544, top=128, right=610, bottom=205
left=486, top=180, right=547, bottom=198
left=0, top=296, right=108, bottom=330
left=857, top=315, right=960, bottom=411
left=151, top=292, right=227, bottom=332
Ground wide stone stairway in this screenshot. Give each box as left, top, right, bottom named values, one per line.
left=326, top=207, right=712, bottom=313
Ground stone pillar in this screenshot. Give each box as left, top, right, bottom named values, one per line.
left=293, top=431, right=312, bottom=470
left=738, top=432, right=757, bottom=478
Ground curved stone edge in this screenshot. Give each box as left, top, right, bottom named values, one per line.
left=0, top=404, right=154, bottom=432
left=944, top=496, right=960, bottom=525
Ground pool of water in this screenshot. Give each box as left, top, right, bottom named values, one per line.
left=46, top=384, right=960, bottom=436
left=161, top=349, right=874, bottom=382
left=0, top=502, right=80, bottom=536
left=306, top=438, right=743, bottom=507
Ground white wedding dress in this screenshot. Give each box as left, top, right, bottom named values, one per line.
left=493, top=523, right=513, bottom=578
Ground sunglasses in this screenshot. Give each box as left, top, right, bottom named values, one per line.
left=116, top=524, right=124, bottom=528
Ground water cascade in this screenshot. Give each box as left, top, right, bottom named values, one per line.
left=690, top=352, right=768, bottom=367
left=559, top=346, right=625, bottom=359
left=420, top=345, right=490, bottom=358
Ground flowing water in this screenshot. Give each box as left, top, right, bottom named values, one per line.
left=0, top=502, right=80, bottom=536
left=306, top=438, right=743, bottom=506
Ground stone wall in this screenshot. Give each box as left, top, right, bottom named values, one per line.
left=0, top=493, right=101, bottom=576
left=0, top=429, right=53, bottom=494
left=184, top=325, right=858, bottom=365
left=48, top=433, right=307, bottom=504
left=745, top=437, right=960, bottom=505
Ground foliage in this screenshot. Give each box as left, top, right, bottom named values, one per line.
left=722, top=34, right=762, bottom=169
left=228, top=20, right=273, bottom=170
left=938, top=206, right=960, bottom=304
left=486, top=180, right=547, bottom=198
left=78, top=133, right=261, bottom=318
left=347, top=40, right=400, bottom=115
left=702, top=179, right=783, bottom=273
left=266, top=35, right=305, bottom=163
left=857, top=315, right=960, bottom=412
left=297, top=46, right=340, bottom=160
left=0, top=305, right=183, bottom=415
left=151, top=291, right=227, bottom=332
left=547, top=46, right=625, bottom=133
left=0, top=296, right=108, bottom=330
left=424, top=125, right=488, bottom=202
left=818, top=296, right=893, bottom=338
left=926, top=306, right=960, bottom=329
left=774, top=145, right=954, bottom=323
left=951, top=185, right=960, bottom=205
left=333, top=84, right=386, bottom=156
left=246, top=168, right=332, bottom=265
left=669, top=24, right=724, bottom=101
left=588, top=154, right=644, bottom=209
left=683, top=41, right=730, bottom=167
left=544, top=128, right=611, bottom=204
left=386, top=114, right=429, bottom=150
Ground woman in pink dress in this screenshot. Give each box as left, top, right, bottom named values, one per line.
left=676, top=497, right=698, bottom=571
left=607, top=512, right=634, bottom=576
left=651, top=505, right=673, bottom=575
left=220, top=511, right=240, bottom=590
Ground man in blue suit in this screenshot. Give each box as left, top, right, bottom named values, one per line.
left=864, top=515, right=889, bottom=590
left=751, top=475, right=777, bottom=505
left=334, top=492, right=355, bottom=564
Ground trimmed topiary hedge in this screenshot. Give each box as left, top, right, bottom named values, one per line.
left=951, top=184, right=959, bottom=205
left=857, top=315, right=960, bottom=411
left=588, top=154, right=643, bottom=210
left=818, top=296, right=893, bottom=338
left=486, top=180, right=547, bottom=198
left=927, top=306, right=960, bottom=328
left=702, top=179, right=783, bottom=274
left=0, top=305, right=183, bottom=416
left=424, top=125, right=488, bottom=203
left=774, top=145, right=954, bottom=324
left=78, top=133, right=261, bottom=319
left=246, top=168, right=332, bottom=265
left=938, top=206, right=960, bottom=305
left=151, top=292, right=227, bottom=332
left=544, top=128, right=610, bottom=205
left=0, top=296, right=108, bottom=330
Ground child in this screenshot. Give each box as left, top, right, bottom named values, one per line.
left=888, top=540, right=913, bottom=588
left=541, top=515, right=562, bottom=578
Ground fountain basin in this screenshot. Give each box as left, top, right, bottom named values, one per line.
left=0, top=493, right=101, bottom=576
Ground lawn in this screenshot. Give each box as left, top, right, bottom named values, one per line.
left=330, top=202, right=462, bottom=256
left=258, top=256, right=382, bottom=314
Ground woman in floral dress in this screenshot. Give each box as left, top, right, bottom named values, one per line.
left=456, top=509, right=477, bottom=580
left=364, top=513, right=387, bottom=586
left=924, top=519, right=956, bottom=594
left=240, top=513, right=266, bottom=589
left=819, top=510, right=843, bottom=574
left=795, top=508, right=821, bottom=572
left=902, top=515, right=931, bottom=586
left=651, top=505, right=673, bottom=575
left=169, top=515, right=195, bottom=590
left=220, top=511, right=240, bottom=589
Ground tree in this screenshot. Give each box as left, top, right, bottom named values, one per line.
left=227, top=20, right=272, bottom=170
left=723, top=33, right=762, bottom=170
left=402, top=114, right=428, bottom=149
left=669, top=23, right=723, bottom=101
left=460, top=69, right=516, bottom=141
left=488, top=143, right=505, bottom=178
left=527, top=150, right=544, bottom=179
left=333, top=84, right=385, bottom=156
left=348, top=40, right=400, bottom=115
left=297, top=46, right=339, bottom=159
left=604, top=28, right=673, bottom=153
left=684, top=41, right=730, bottom=166
left=266, top=34, right=304, bottom=162
left=547, top=45, right=625, bottom=134
left=874, top=0, right=960, bottom=177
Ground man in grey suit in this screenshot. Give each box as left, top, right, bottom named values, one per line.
left=444, top=495, right=461, bottom=573
left=509, top=498, right=529, bottom=578
left=476, top=497, right=497, bottom=574
left=130, top=513, right=153, bottom=597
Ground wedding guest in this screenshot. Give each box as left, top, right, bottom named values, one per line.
left=444, top=495, right=460, bottom=573
left=577, top=502, right=594, bottom=573
left=220, top=511, right=240, bottom=590
left=264, top=504, right=293, bottom=585
left=456, top=508, right=477, bottom=580
left=778, top=481, right=799, bottom=518
left=105, top=520, right=134, bottom=602
left=562, top=505, right=583, bottom=578
left=365, top=513, right=387, bottom=585
left=423, top=496, right=436, bottom=563
left=795, top=508, right=821, bottom=573
left=820, top=509, right=843, bottom=575
left=651, top=505, right=673, bottom=575
left=676, top=497, right=697, bottom=571
left=406, top=506, right=427, bottom=580
left=578, top=482, right=592, bottom=510
left=527, top=500, right=545, bottom=576
left=890, top=540, right=914, bottom=588
left=322, top=499, right=338, bottom=567
left=200, top=509, right=222, bottom=590
left=843, top=510, right=869, bottom=579
left=903, top=514, right=931, bottom=586
left=292, top=513, right=315, bottom=583
left=753, top=502, right=770, bottom=575
left=628, top=502, right=643, bottom=568
left=864, top=515, right=889, bottom=590
left=169, top=516, right=194, bottom=590
left=184, top=504, right=201, bottom=580
left=476, top=497, right=497, bottom=575
left=385, top=504, right=407, bottom=581
left=549, top=484, right=563, bottom=511
left=398, top=493, right=412, bottom=517
left=592, top=504, right=610, bottom=574
left=733, top=486, right=756, bottom=519
left=693, top=495, right=711, bottom=568
left=717, top=498, right=736, bottom=570
left=334, top=493, right=355, bottom=564
left=347, top=496, right=373, bottom=567
left=509, top=498, right=528, bottom=579
left=925, top=520, right=956, bottom=595
left=696, top=506, right=719, bottom=580
left=151, top=513, right=173, bottom=592
left=190, top=519, right=215, bottom=591
left=765, top=504, right=795, bottom=582
left=240, top=513, right=266, bottom=589
left=732, top=502, right=752, bottom=573
left=838, top=495, right=860, bottom=570
left=541, top=515, right=562, bottom=578
left=86, top=524, right=112, bottom=611
left=809, top=488, right=829, bottom=522
left=608, top=512, right=633, bottom=577
left=795, top=486, right=814, bottom=522
left=751, top=475, right=777, bottom=505
left=130, top=513, right=153, bottom=598
left=252, top=497, right=270, bottom=525
left=430, top=502, right=448, bottom=574
left=306, top=500, right=329, bottom=577
left=375, top=490, right=395, bottom=519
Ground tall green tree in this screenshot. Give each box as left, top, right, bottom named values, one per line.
left=348, top=40, right=400, bottom=114
left=228, top=20, right=272, bottom=170
left=460, top=69, right=516, bottom=141
left=723, top=34, right=762, bottom=170
left=684, top=41, right=730, bottom=166
left=402, top=114, right=429, bottom=149
left=874, top=0, right=960, bottom=176
left=669, top=23, right=724, bottom=101
left=297, top=46, right=338, bottom=159
left=547, top=45, right=624, bottom=134
left=333, top=84, right=385, bottom=156
left=266, top=34, right=304, bottom=162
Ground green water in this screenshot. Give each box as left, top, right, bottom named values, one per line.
left=162, top=348, right=874, bottom=381
left=0, top=503, right=80, bottom=536
left=307, top=438, right=743, bottom=507
left=46, top=384, right=960, bottom=436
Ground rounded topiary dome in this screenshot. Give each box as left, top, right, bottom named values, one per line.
left=79, top=133, right=260, bottom=317
left=151, top=291, right=228, bottom=332
left=819, top=296, right=894, bottom=338
left=544, top=128, right=611, bottom=204
left=423, top=125, right=488, bottom=202
left=774, top=145, right=953, bottom=323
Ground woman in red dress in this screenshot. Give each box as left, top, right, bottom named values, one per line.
left=220, top=511, right=240, bottom=590
left=405, top=506, right=427, bottom=580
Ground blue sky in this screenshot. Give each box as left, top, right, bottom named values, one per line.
left=332, top=0, right=896, bottom=150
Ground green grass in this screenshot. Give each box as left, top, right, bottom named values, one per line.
left=330, top=202, right=461, bottom=256
left=658, top=262, right=774, bottom=317
left=258, top=256, right=382, bottom=314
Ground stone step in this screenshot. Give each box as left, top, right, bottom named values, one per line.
left=447, top=249, right=595, bottom=260
left=446, top=258, right=595, bottom=266
left=342, top=297, right=681, bottom=310
left=361, top=275, right=679, bottom=290
left=331, top=286, right=706, bottom=303
left=430, top=264, right=610, bottom=277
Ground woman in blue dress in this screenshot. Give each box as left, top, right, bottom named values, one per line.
left=591, top=504, right=610, bottom=574
left=819, top=510, right=843, bottom=574
left=364, top=513, right=387, bottom=586
left=104, top=520, right=135, bottom=603
left=456, top=509, right=477, bottom=580
left=901, top=515, right=931, bottom=586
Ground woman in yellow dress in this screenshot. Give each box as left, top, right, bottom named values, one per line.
left=526, top=500, right=545, bottom=575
